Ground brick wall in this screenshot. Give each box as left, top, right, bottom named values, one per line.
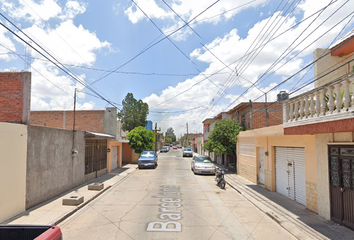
left=0, top=72, right=31, bottom=124
left=284, top=118, right=354, bottom=135
left=30, top=110, right=105, bottom=133
left=231, top=102, right=283, bottom=130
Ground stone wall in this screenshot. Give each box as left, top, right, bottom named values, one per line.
left=237, top=161, right=257, bottom=183
left=306, top=181, right=318, bottom=213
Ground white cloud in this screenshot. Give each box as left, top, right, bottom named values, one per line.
left=18, top=20, right=110, bottom=66
left=0, top=0, right=111, bottom=110
left=124, top=0, right=267, bottom=40
left=0, top=21, right=16, bottom=61
left=144, top=0, right=354, bottom=135
left=61, top=1, right=87, bottom=19
left=6, top=0, right=62, bottom=23
left=30, top=59, right=95, bottom=110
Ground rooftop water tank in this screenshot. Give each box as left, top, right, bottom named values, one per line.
left=277, top=91, right=289, bottom=101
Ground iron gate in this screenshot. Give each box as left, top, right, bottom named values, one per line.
left=85, top=139, right=107, bottom=175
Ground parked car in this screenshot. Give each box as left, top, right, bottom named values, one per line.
left=177, top=145, right=182, bottom=148
left=191, top=155, right=216, bottom=174
left=0, top=225, right=62, bottom=240
left=182, top=148, right=193, bottom=157
left=138, top=150, right=158, bottom=169
left=173, top=146, right=177, bottom=149
left=160, top=146, right=169, bottom=152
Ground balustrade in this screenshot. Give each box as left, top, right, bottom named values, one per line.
left=284, top=75, right=354, bottom=123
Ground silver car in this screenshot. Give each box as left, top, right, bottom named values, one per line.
left=191, top=155, right=216, bottom=174
left=182, top=148, right=193, bottom=157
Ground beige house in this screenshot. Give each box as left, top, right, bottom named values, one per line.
left=0, top=122, right=27, bottom=223
left=237, top=28, right=354, bottom=230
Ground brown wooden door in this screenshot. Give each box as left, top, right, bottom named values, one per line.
left=329, top=146, right=354, bottom=230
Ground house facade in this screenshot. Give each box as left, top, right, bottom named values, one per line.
left=237, top=29, right=354, bottom=230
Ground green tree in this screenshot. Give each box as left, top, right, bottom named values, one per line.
left=126, top=126, right=155, bottom=153
left=203, top=119, right=243, bottom=155
left=117, top=93, right=149, bottom=132
left=165, top=136, right=172, bottom=144
left=165, top=127, right=176, bottom=143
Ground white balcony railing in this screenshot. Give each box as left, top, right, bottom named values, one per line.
left=283, top=74, right=354, bottom=127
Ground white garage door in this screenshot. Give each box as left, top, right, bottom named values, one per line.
left=275, top=147, right=306, bottom=206
left=111, top=146, right=118, bottom=170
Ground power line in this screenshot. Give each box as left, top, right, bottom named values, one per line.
left=150, top=0, right=343, bottom=111
left=208, top=0, right=292, bottom=109
left=2, top=53, right=231, bottom=77
left=0, top=13, right=120, bottom=110
left=223, top=5, right=354, bottom=112
left=131, top=0, right=227, bottom=94
left=0, top=42, right=73, bottom=96
left=84, top=0, right=221, bottom=89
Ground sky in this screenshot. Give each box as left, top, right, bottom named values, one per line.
left=1, top=0, right=354, bottom=137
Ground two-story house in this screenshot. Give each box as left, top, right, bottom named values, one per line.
left=237, top=28, right=354, bottom=230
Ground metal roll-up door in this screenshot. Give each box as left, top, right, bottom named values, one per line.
left=275, top=147, right=306, bottom=206
left=293, top=148, right=306, bottom=205
left=111, top=146, right=118, bottom=170
left=276, top=147, right=289, bottom=197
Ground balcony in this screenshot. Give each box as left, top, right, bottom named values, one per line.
left=283, top=74, right=354, bottom=128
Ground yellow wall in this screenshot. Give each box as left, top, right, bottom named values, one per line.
left=0, top=122, right=27, bottom=222
left=314, top=48, right=354, bottom=88
left=107, top=141, right=123, bottom=172
left=238, top=125, right=317, bottom=211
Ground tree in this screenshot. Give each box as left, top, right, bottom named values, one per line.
left=126, top=126, right=155, bottom=153
left=117, top=93, right=149, bottom=132
left=165, top=136, right=172, bottom=144
left=203, top=119, right=243, bottom=156
left=165, top=127, right=176, bottom=143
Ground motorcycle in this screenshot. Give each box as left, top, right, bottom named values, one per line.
left=215, top=167, right=227, bottom=189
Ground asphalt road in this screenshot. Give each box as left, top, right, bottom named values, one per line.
left=59, top=149, right=295, bottom=240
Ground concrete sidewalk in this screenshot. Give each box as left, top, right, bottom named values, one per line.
left=225, top=172, right=354, bottom=240
left=4, top=164, right=137, bottom=226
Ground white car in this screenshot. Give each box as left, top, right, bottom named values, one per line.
left=182, top=148, right=193, bottom=157
left=191, top=155, right=216, bottom=174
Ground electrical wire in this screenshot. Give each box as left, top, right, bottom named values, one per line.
left=151, top=0, right=342, bottom=112
left=223, top=7, right=354, bottom=112
left=84, top=0, right=221, bottom=88
left=208, top=0, right=292, bottom=109
left=0, top=14, right=120, bottom=110
left=0, top=42, right=73, bottom=97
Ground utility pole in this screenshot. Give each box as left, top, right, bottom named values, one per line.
left=186, top=122, right=188, bottom=148
left=265, top=93, right=268, bottom=127
left=155, top=123, right=157, bottom=153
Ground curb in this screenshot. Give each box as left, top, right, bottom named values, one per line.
left=225, top=176, right=329, bottom=240
left=54, top=170, right=134, bottom=226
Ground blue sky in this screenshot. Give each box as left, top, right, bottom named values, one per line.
left=1, top=0, right=354, bottom=137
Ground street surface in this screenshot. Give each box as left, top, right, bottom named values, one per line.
left=59, top=149, right=295, bottom=240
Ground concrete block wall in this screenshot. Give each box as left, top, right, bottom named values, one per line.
left=26, top=125, right=85, bottom=209
left=0, top=72, right=31, bottom=124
